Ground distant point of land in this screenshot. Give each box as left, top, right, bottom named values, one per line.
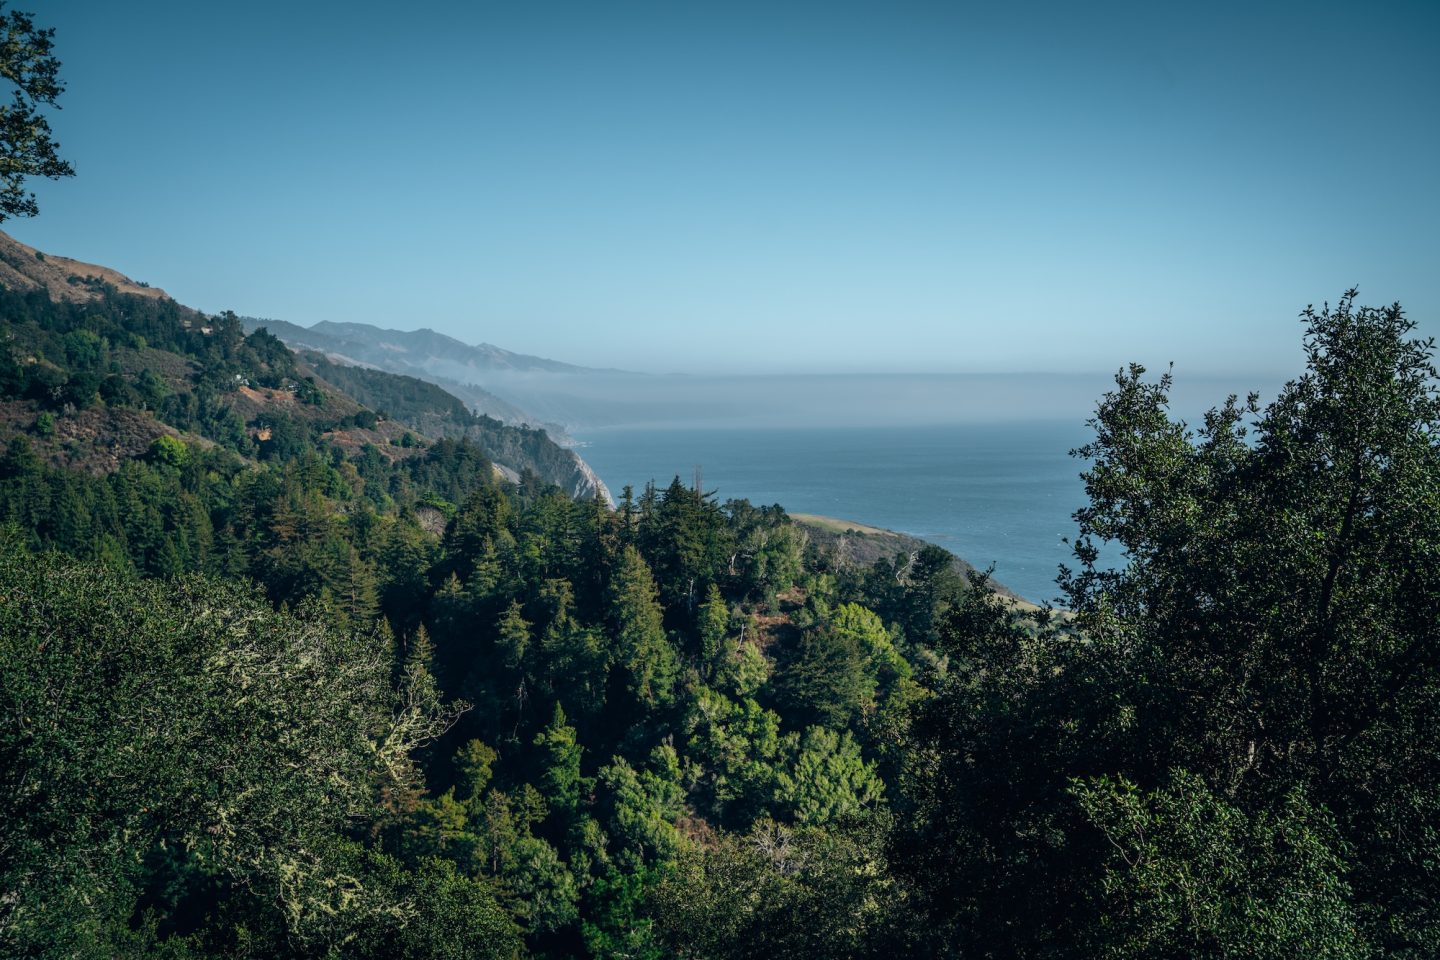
left=788, top=513, right=892, bottom=537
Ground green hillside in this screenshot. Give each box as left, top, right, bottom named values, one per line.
left=0, top=235, right=607, bottom=500
left=240, top=314, right=554, bottom=428
left=303, top=353, right=609, bottom=501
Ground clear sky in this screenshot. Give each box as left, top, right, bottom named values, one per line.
left=8, top=0, right=1438, bottom=375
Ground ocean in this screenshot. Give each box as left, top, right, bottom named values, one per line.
left=575, top=420, right=1100, bottom=606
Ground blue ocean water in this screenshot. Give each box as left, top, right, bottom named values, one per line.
left=575, top=421, right=1099, bottom=605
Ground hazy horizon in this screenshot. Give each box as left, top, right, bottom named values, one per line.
left=246, top=311, right=1304, bottom=381
left=478, top=369, right=1286, bottom=434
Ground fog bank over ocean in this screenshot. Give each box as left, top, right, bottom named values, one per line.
left=484, top=370, right=1287, bottom=433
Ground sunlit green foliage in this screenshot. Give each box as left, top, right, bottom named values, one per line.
left=0, top=540, right=471, bottom=957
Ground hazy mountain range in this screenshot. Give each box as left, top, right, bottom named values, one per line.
left=240, top=316, right=622, bottom=436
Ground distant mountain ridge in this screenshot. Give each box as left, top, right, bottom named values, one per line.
left=237, top=316, right=675, bottom=436
left=244, top=316, right=618, bottom=380
left=240, top=316, right=621, bottom=434
left=307, top=320, right=607, bottom=374
left=245, top=317, right=541, bottom=422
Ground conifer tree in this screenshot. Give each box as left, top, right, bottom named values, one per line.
left=775, top=726, right=884, bottom=826
left=454, top=739, right=499, bottom=806
left=335, top=543, right=380, bottom=629
left=775, top=620, right=876, bottom=730
left=537, top=577, right=607, bottom=719
left=534, top=702, right=586, bottom=821
left=698, top=582, right=730, bottom=674
left=607, top=545, right=678, bottom=710
left=497, top=598, right=532, bottom=671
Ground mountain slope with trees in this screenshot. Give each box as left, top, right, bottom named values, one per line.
left=301, top=353, right=611, bottom=503
left=242, top=314, right=617, bottom=436
left=0, top=223, right=954, bottom=955
left=242, top=314, right=554, bottom=428
left=0, top=230, right=610, bottom=499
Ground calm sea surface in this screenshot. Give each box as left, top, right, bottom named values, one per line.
left=575, top=421, right=1099, bottom=605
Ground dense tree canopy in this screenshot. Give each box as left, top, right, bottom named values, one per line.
left=895, top=291, right=1440, bottom=957
left=0, top=540, right=503, bottom=957
left=2, top=288, right=1436, bottom=957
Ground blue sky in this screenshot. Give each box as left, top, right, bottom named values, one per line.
left=9, top=0, right=1438, bottom=375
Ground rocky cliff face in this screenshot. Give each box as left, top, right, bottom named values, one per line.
left=568, top=449, right=614, bottom=506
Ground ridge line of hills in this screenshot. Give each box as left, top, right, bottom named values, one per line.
left=240, top=314, right=627, bottom=438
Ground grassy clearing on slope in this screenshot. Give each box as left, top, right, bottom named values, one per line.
left=789, top=513, right=892, bottom=537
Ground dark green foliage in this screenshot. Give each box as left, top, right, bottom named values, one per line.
left=606, top=545, right=678, bottom=711
left=5, top=284, right=1434, bottom=957
left=1071, top=772, right=1366, bottom=959
left=775, top=727, right=884, bottom=826
left=726, top=498, right=807, bottom=603
left=594, top=747, right=686, bottom=871
left=650, top=817, right=905, bottom=959
left=338, top=854, right=523, bottom=960
left=0, top=541, right=462, bottom=956
left=580, top=868, right=667, bottom=960
left=533, top=703, right=587, bottom=822
left=308, top=354, right=478, bottom=423
left=697, top=582, right=730, bottom=672
left=773, top=617, right=877, bottom=730
left=860, top=542, right=967, bottom=644
left=0, top=245, right=836, bottom=957
left=308, top=354, right=587, bottom=491
left=638, top=477, right=731, bottom=617
left=894, top=292, right=1440, bottom=957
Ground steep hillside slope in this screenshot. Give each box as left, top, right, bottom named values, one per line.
left=243, top=316, right=551, bottom=429
left=237, top=315, right=658, bottom=436
left=306, top=355, right=611, bottom=503
left=0, top=231, right=174, bottom=304
left=0, top=230, right=608, bottom=499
